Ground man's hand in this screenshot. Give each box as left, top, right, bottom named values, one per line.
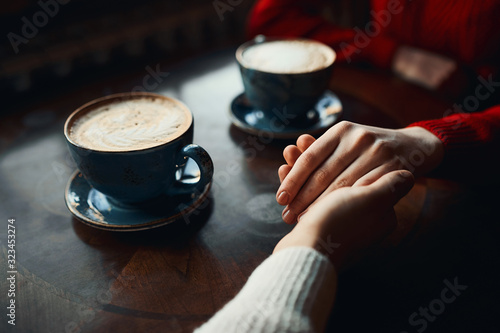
left=276, top=121, right=443, bottom=223
left=273, top=170, right=415, bottom=270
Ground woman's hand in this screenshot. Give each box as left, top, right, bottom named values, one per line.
left=276, top=121, right=443, bottom=223
left=273, top=170, right=415, bottom=270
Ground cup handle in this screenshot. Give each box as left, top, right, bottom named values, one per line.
left=175, top=144, right=214, bottom=194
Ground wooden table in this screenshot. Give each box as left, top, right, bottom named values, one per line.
left=1, top=47, right=499, bottom=333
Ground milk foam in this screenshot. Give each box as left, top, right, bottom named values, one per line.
left=242, top=40, right=335, bottom=74
left=70, top=97, right=190, bottom=152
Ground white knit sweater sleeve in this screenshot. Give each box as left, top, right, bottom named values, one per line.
left=194, top=247, right=337, bottom=333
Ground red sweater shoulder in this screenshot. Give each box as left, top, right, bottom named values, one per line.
left=248, top=0, right=500, bottom=74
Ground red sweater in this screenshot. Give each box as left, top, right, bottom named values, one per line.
left=248, top=0, right=500, bottom=179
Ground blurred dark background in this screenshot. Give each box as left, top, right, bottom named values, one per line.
left=0, top=0, right=253, bottom=112
left=0, top=0, right=369, bottom=113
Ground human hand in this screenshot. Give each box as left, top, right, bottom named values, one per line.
left=273, top=170, right=414, bottom=269
left=276, top=121, right=443, bottom=223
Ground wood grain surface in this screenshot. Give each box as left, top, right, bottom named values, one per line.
left=1, top=47, right=498, bottom=333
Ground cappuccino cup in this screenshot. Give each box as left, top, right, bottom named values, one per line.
left=236, top=36, right=336, bottom=125
left=64, top=92, right=214, bottom=205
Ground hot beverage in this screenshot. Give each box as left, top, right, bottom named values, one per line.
left=68, top=96, right=191, bottom=152
left=241, top=39, right=335, bottom=74
left=64, top=93, right=213, bottom=204
left=236, top=37, right=336, bottom=121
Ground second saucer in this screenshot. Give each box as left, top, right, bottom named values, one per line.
left=230, top=90, right=342, bottom=139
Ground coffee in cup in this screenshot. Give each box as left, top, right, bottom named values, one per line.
left=69, top=95, right=191, bottom=152
left=64, top=92, right=213, bottom=205
left=236, top=37, right=336, bottom=125
left=241, top=39, right=335, bottom=74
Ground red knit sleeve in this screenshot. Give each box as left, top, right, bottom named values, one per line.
left=247, top=0, right=399, bottom=68
left=408, top=106, right=500, bottom=179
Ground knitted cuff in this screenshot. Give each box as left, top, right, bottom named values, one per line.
left=195, top=247, right=337, bottom=333
left=407, top=115, right=488, bottom=150
left=407, top=115, right=490, bottom=178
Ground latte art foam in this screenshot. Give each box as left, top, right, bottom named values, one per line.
left=69, top=97, right=190, bottom=152
left=242, top=40, right=335, bottom=74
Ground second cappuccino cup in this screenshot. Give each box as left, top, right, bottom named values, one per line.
left=64, top=92, right=214, bottom=205
left=236, top=37, right=336, bottom=125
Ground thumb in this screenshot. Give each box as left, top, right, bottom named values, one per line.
left=366, top=170, right=415, bottom=206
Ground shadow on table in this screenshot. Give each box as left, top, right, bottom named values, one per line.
left=71, top=196, right=213, bottom=248
left=326, top=183, right=500, bottom=333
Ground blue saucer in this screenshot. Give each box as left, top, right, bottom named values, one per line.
left=65, top=165, right=211, bottom=231
left=229, top=90, right=342, bottom=139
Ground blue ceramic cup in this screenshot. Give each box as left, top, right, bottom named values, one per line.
left=236, top=36, right=336, bottom=126
left=64, top=93, right=214, bottom=206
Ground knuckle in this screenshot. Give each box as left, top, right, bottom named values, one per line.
left=354, top=128, right=376, bottom=146
left=284, top=175, right=299, bottom=189
left=336, top=120, right=353, bottom=133
left=313, top=168, right=330, bottom=184
left=332, top=151, right=350, bottom=170
left=334, top=177, right=350, bottom=189
left=372, top=139, right=395, bottom=157
left=300, top=150, right=317, bottom=167
left=355, top=178, right=371, bottom=187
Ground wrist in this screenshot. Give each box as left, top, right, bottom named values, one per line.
left=273, top=228, right=319, bottom=254
left=274, top=224, right=348, bottom=269
left=398, top=126, right=444, bottom=176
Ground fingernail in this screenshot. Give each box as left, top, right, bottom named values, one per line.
left=297, top=209, right=307, bottom=222
left=282, top=209, right=297, bottom=224
left=277, top=191, right=289, bottom=205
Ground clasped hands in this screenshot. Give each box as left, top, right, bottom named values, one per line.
left=273, top=121, right=444, bottom=269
